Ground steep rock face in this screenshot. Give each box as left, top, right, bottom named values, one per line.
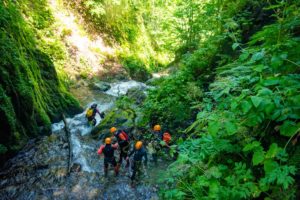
left=0, top=1, right=81, bottom=160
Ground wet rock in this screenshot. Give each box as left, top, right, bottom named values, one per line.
left=105, top=80, right=148, bottom=97
left=126, top=87, right=146, bottom=105
left=90, top=81, right=111, bottom=92
left=63, top=143, right=68, bottom=149
left=70, top=163, right=81, bottom=173
left=91, top=109, right=135, bottom=138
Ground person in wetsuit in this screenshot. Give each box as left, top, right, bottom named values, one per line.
left=97, top=137, right=119, bottom=177
left=128, top=141, right=147, bottom=183
left=110, top=127, right=130, bottom=169
left=86, top=103, right=104, bottom=126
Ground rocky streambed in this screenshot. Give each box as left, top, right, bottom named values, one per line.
left=0, top=80, right=167, bottom=200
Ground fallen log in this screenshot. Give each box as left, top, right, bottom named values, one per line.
left=62, top=114, right=72, bottom=175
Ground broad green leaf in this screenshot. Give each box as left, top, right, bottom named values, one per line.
left=208, top=121, right=220, bottom=136
left=258, top=88, right=273, bottom=96
left=253, top=65, right=267, bottom=72
left=251, top=51, right=264, bottom=62
left=271, top=55, right=283, bottom=69
left=244, top=113, right=261, bottom=127
left=232, top=43, right=239, bottom=50
left=252, top=150, right=265, bottom=166
left=264, top=160, right=278, bottom=174
left=225, top=121, right=237, bottom=135
left=271, top=109, right=281, bottom=120
left=239, top=51, right=250, bottom=61
left=280, top=53, right=288, bottom=59
left=266, top=143, right=280, bottom=158
left=264, top=103, right=275, bottom=116
left=251, top=96, right=263, bottom=108
left=262, top=78, right=280, bottom=86
left=291, top=95, right=300, bottom=105
left=280, top=121, right=299, bottom=137
left=208, top=180, right=219, bottom=198
left=231, top=100, right=238, bottom=110
left=197, top=111, right=207, bottom=119
left=243, top=141, right=261, bottom=152
left=241, top=100, right=252, bottom=113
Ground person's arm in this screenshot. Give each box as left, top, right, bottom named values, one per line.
left=118, top=139, right=126, bottom=146
left=96, top=108, right=101, bottom=116
left=112, top=143, right=119, bottom=149
left=97, top=145, right=105, bottom=155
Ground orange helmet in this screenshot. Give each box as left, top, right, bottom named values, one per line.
left=105, top=137, right=111, bottom=144
left=135, top=141, right=143, bottom=150
left=110, top=127, right=117, bottom=133
left=153, top=124, right=161, bottom=131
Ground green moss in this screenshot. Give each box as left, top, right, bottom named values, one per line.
left=0, top=1, right=81, bottom=157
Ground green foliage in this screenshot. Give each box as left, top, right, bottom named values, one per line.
left=65, top=0, right=173, bottom=78
left=0, top=0, right=80, bottom=156
left=142, top=70, right=202, bottom=130
left=157, top=0, right=300, bottom=199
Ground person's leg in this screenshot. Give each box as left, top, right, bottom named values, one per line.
left=152, top=153, right=158, bottom=164
left=112, top=158, right=119, bottom=176
left=124, top=152, right=129, bottom=168
left=92, top=118, right=96, bottom=126
left=118, top=150, right=124, bottom=165
left=136, top=162, right=142, bottom=180
left=104, top=159, right=108, bottom=177
left=130, top=161, right=137, bottom=181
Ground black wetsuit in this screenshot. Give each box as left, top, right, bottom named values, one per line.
left=152, top=130, right=163, bottom=163
left=128, top=147, right=148, bottom=181
left=115, top=130, right=130, bottom=166
left=102, top=144, right=117, bottom=169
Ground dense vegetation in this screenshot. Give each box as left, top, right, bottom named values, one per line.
left=0, top=0, right=81, bottom=159
left=140, top=0, right=300, bottom=199
left=1, top=0, right=300, bottom=199
left=76, top=0, right=300, bottom=198
left=62, top=0, right=179, bottom=80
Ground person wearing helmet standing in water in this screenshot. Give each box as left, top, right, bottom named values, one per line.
left=86, top=103, right=104, bottom=126
left=110, top=127, right=130, bottom=169
left=151, top=124, right=163, bottom=164
left=97, top=137, right=119, bottom=177
left=128, top=141, right=147, bottom=184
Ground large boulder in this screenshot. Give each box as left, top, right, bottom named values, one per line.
left=126, top=87, right=147, bottom=105
left=90, top=81, right=111, bottom=92
left=91, top=108, right=136, bottom=139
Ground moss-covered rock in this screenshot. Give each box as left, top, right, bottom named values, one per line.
left=0, top=1, right=81, bottom=161
left=126, top=87, right=147, bottom=105
left=91, top=108, right=136, bottom=139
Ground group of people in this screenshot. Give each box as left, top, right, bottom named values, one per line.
left=97, top=125, right=171, bottom=184
left=86, top=103, right=173, bottom=184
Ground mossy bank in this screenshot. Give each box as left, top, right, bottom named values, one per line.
left=0, top=1, right=81, bottom=161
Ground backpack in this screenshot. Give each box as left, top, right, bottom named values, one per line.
left=116, top=130, right=129, bottom=141
left=163, top=132, right=171, bottom=144
left=86, top=108, right=94, bottom=118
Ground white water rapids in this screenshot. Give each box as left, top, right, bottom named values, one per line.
left=51, top=80, right=149, bottom=172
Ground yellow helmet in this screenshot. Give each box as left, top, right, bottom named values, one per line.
left=153, top=124, right=161, bottom=131
left=105, top=137, right=111, bottom=144
left=135, top=141, right=143, bottom=150
left=110, top=127, right=117, bottom=133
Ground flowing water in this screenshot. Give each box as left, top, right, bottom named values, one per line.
left=0, top=81, right=166, bottom=200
